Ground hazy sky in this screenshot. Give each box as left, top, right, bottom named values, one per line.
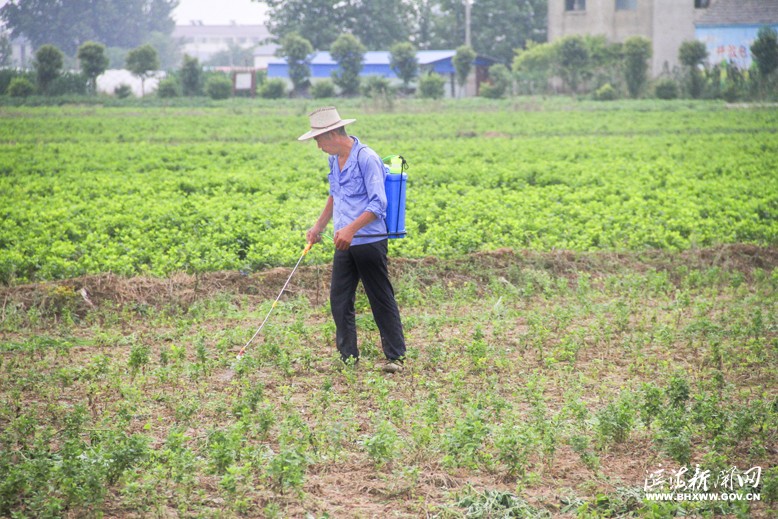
left=173, top=0, right=268, bottom=25
left=0, top=0, right=268, bottom=27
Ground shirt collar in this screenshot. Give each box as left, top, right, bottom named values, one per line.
left=342, top=136, right=361, bottom=169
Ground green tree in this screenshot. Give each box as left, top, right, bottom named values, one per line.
left=77, top=41, right=109, bottom=94
left=585, top=35, right=623, bottom=91
left=0, top=0, right=177, bottom=56
left=126, top=44, right=159, bottom=97
left=678, top=40, right=707, bottom=99
left=513, top=40, right=555, bottom=94
left=330, top=33, right=365, bottom=96
left=262, top=0, right=409, bottom=51
left=390, top=42, right=418, bottom=91
left=348, top=0, right=411, bottom=50
left=278, top=32, right=313, bottom=96
left=471, top=0, right=546, bottom=65
left=622, top=36, right=651, bottom=98
left=263, top=0, right=342, bottom=51
left=409, top=0, right=435, bottom=50
left=751, top=26, right=778, bottom=82
left=558, top=35, right=589, bottom=93
left=0, top=34, right=11, bottom=67
left=179, top=55, right=202, bottom=96
left=34, top=44, right=64, bottom=95
left=453, top=45, right=476, bottom=96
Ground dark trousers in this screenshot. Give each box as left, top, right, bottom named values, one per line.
left=330, top=239, right=406, bottom=362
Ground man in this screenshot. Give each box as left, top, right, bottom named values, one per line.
left=300, top=106, right=406, bottom=373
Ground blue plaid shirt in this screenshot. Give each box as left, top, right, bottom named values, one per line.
left=327, top=137, right=388, bottom=246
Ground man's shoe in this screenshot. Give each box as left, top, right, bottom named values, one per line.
left=381, top=360, right=403, bottom=374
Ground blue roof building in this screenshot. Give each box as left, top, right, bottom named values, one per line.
left=267, top=50, right=496, bottom=96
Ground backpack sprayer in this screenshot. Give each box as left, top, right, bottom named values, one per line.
left=236, top=155, right=408, bottom=360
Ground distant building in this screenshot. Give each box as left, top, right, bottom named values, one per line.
left=172, top=23, right=277, bottom=68
left=696, top=0, right=778, bottom=70
left=549, top=0, right=697, bottom=76
left=1, top=30, right=32, bottom=68
left=548, top=0, right=778, bottom=76
left=267, top=50, right=496, bottom=97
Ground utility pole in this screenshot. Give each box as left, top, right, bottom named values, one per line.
left=465, top=0, right=472, bottom=47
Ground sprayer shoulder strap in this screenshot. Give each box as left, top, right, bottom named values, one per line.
left=353, top=146, right=389, bottom=237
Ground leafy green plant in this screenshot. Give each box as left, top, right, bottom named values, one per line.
left=266, top=447, right=308, bottom=495
left=442, top=406, right=489, bottom=468
left=494, top=421, right=536, bottom=477
left=666, top=373, right=690, bottom=408
left=596, top=392, right=636, bottom=446
left=128, top=343, right=150, bottom=375
left=362, top=419, right=400, bottom=467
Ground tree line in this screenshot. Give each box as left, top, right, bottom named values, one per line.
left=1, top=0, right=775, bottom=102
left=260, top=0, right=547, bottom=66
left=1, top=0, right=547, bottom=69
left=513, top=29, right=778, bottom=101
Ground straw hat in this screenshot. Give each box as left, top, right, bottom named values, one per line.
left=297, top=106, right=356, bottom=141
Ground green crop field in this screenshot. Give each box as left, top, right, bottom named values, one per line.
left=1, top=101, right=776, bottom=282
left=1, top=99, right=777, bottom=517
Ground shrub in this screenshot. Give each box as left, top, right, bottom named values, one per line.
left=310, top=80, right=335, bottom=99
left=259, top=78, right=287, bottom=99
left=654, top=78, right=679, bottom=100
left=479, top=63, right=511, bottom=99
left=593, top=83, right=617, bottom=101
left=479, top=83, right=501, bottom=99
left=0, top=69, right=19, bottom=95
left=362, top=420, right=399, bottom=467
left=7, top=77, right=35, bottom=97
left=114, top=84, right=133, bottom=99
left=47, top=72, right=88, bottom=96
left=596, top=392, right=636, bottom=445
left=362, top=75, right=394, bottom=97
left=205, top=75, right=232, bottom=100
left=418, top=73, right=445, bottom=99
left=156, top=77, right=180, bottom=98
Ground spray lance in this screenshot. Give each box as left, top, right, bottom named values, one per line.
left=236, top=241, right=313, bottom=360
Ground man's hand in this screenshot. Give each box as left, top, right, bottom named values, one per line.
left=334, top=226, right=356, bottom=251
left=307, top=226, right=323, bottom=245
